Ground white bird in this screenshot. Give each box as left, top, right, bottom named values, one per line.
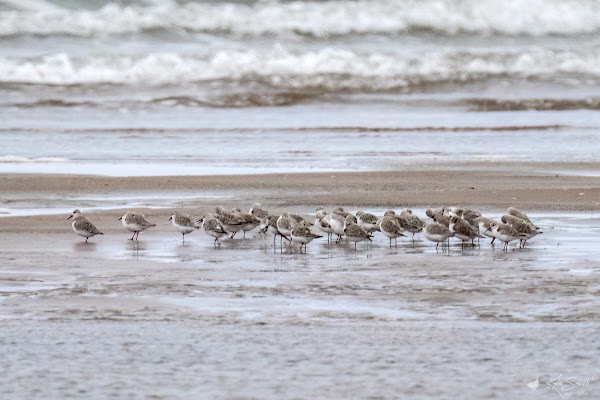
left=119, top=211, right=156, bottom=240
left=260, top=215, right=290, bottom=246
left=291, top=223, right=323, bottom=253
left=68, top=209, right=103, bottom=242
left=197, top=213, right=228, bottom=246
left=329, top=213, right=346, bottom=243
left=316, top=213, right=334, bottom=243
left=379, top=216, right=405, bottom=247
left=215, top=206, right=245, bottom=238
left=356, top=211, right=379, bottom=233
left=343, top=216, right=372, bottom=250
left=276, top=212, right=296, bottom=246
left=487, top=222, right=527, bottom=251
left=169, top=212, right=197, bottom=243
left=423, top=221, right=454, bottom=250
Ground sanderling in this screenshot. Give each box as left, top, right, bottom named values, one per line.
left=291, top=224, right=323, bottom=253
left=423, top=221, right=454, bottom=250
left=315, top=207, right=327, bottom=221
left=449, top=216, right=482, bottom=248
left=169, top=212, right=197, bottom=243
left=501, top=214, right=542, bottom=247
left=260, top=215, right=291, bottom=246
left=316, top=213, right=334, bottom=243
left=379, top=215, right=405, bottom=247
left=343, top=215, right=372, bottom=250
left=400, top=209, right=425, bottom=241
left=507, top=207, right=533, bottom=224
left=68, top=209, right=103, bottom=242
left=329, top=213, right=346, bottom=243
left=426, top=207, right=446, bottom=220
left=231, top=208, right=261, bottom=239
left=197, top=213, right=228, bottom=246
left=249, top=203, right=269, bottom=220
left=487, top=222, right=526, bottom=251
left=357, top=211, right=379, bottom=233
left=119, top=211, right=156, bottom=241
left=474, top=216, right=497, bottom=243
left=333, top=207, right=349, bottom=218
left=289, top=213, right=312, bottom=227
left=215, top=207, right=245, bottom=238
left=276, top=212, right=296, bottom=245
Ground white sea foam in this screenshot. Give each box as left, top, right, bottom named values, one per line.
left=1, top=48, right=599, bottom=87
left=1, top=0, right=600, bottom=37
left=0, top=155, right=67, bottom=163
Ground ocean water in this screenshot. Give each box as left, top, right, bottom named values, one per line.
left=1, top=0, right=600, bottom=175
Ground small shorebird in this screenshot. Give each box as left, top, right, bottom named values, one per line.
left=197, top=213, right=228, bottom=246
left=461, top=209, right=482, bottom=226
left=231, top=208, right=261, bottom=239
left=379, top=215, right=405, bottom=247
left=249, top=203, right=269, bottom=220
left=289, top=213, right=312, bottom=227
left=501, top=214, right=542, bottom=247
left=333, top=207, right=350, bottom=218
left=487, top=222, right=526, bottom=251
left=425, top=207, right=446, bottom=220
left=316, top=213, right=334, bottom=243
left=169, top=212, right=197, bottom=243
left=329, top=213, right=346, bottom=243
left=449, top=216, right=482, bottom=248
left=423, top=221, right=454, bottom=250
left=343, top=215, right=372, bottom=250
left=291, top=223, right=323, bottom=253
left=260, top=215, right=290, bottom=245
left=474, top=216, right=497, bottom=243
left=215, top=207, right=245, bottom=238
left=356, top=211, right=379, bottom=233
left=68, top=209, right=103, bottom=242
left=507, top=207, right=533, bottom=224
left=119, top=211, right=156, bottom=240
left=276, top=212, right=296, bottom=246
left=315, top=207, right=327, bottom=221
left=400, top=209, right=425, bottom=241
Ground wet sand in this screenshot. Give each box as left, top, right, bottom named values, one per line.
left=2, top=167, right=600, bottom=399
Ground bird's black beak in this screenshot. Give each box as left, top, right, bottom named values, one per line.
left=118, top=217, right=122, bottom=221
left=67, top=215, right=73, bottom=220
left=168, top=216, right=172, bottom=221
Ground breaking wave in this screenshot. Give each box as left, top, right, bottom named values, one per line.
left=1, top=0, right=600, bottom=38
left=2, top=48, right=600, bottom=87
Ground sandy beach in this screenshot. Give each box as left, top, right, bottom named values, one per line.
left=2, top=165, right=600, bottom=398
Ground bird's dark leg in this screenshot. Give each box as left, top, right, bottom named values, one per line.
left=85, top=237, right=88, bottom=243
left=491, top=237, right=495, bottom=244
left=182, top=233, right=185, bottom=244
left=243, top=231, right=246, bottom=239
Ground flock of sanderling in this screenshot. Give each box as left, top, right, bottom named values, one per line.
left=67, top=204, right=542, bottom=252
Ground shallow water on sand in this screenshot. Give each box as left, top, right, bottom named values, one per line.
left=1, top=212, right=599, bottom=398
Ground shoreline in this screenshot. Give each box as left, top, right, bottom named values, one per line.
left=2, top=164, right=600, bottom=233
